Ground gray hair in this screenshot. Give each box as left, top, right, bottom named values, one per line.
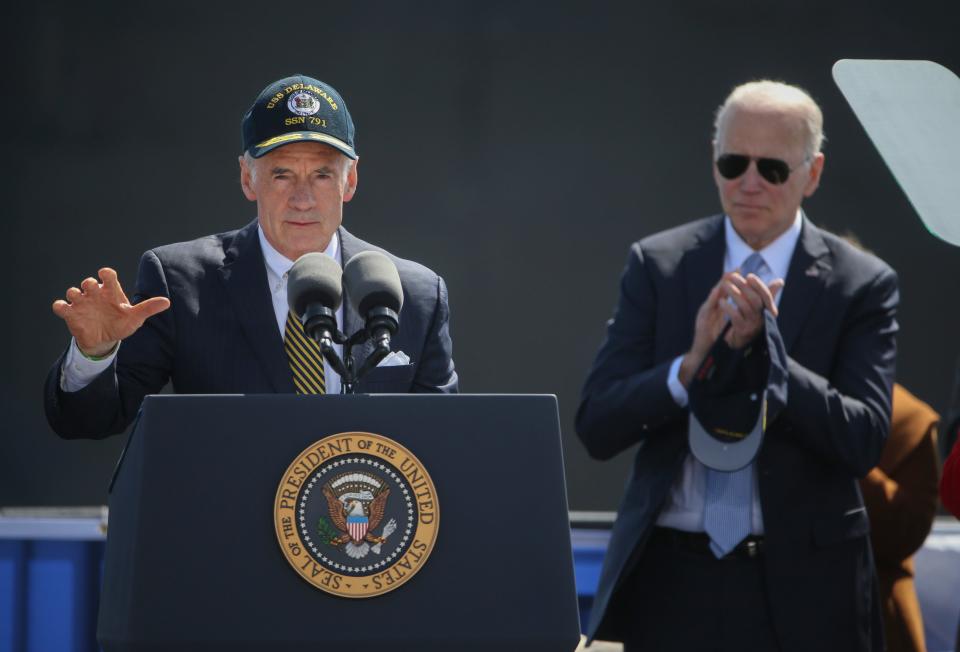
left=243, top=151, right=258, bottom=182
left=713, top=80, right=825, bottom=158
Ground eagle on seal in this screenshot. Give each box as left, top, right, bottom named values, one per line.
left=322, top=485, right=391, bottom=548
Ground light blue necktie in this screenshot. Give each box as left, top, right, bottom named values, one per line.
left=703, top=252, right=771, bottom=558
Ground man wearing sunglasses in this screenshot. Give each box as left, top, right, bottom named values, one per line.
left=578, top=80, right=896, bottom=651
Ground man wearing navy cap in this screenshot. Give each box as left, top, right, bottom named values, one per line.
left=577, top=80, right=896, bottom=651
left=45, top=75, right=458, bottom=438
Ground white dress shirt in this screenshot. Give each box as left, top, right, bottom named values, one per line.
left=61, top=227, right=345, bottom=394
left=656, top=210, right=802, bottom=533
left=258, top=227, right=344, bottom=395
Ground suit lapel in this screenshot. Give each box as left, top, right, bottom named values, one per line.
left=338, top=227, right=376, bottom=363
left=776, top=216, right=831, bottom=353
left=684, top=216, right=726, bottom=335
left=218, top=221, right=295, bottom=392
left=338, top=227, right=365, bottom=338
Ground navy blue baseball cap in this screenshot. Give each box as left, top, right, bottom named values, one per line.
left=688, top=310, right=788, bottom=471
left=241, top=74, right=357, bottom=159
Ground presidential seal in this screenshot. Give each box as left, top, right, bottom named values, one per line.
left=287, top=90, right=321, bottom=116
left=274, top=432, right=439, bottom=598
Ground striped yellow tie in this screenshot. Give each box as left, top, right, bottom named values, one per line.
left=284, top=310, right=326, bottom=394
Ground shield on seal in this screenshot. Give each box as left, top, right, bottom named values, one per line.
left=346, top=505, right=369, bottom=543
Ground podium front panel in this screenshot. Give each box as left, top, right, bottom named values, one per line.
left=99, top=394, right=580, bottom=652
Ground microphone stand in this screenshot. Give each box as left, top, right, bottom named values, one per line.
left=304, top=309, right=395, bottom=394
left=348, top=306, right=395, bottom=385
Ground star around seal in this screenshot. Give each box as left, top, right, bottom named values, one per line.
left=274, top=432, right=439, bottom=598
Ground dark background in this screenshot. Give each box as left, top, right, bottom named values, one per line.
left=4, top=0, right=959, bottom=510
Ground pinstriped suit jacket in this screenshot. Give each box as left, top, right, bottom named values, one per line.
left=44, top=220, right=457, bottom=439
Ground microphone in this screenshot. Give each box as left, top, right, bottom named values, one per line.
left=287, top=253, right=343, bottom=347
left=342, top=251, right=403, bottom=355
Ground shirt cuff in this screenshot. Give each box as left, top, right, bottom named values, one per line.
left=667, top=355, right=689, bottom=408
left=60, top=338, right=118, bottom=393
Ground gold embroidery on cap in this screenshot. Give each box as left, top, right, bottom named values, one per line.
left=255, top=132, right=354, bottom=154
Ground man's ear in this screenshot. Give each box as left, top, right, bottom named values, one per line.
left=803, top=152, right=825, bottom=197
left=239, top=155, right=257, bottom=201
left=343, top=157, right=359, bottom=203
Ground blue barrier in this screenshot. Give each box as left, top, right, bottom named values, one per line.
left=0, top=510, right=106, bottom=652
left=2, top=510, right=957, bottom=652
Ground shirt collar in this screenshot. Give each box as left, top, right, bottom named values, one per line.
left=723, top=210, right=802, bottom=281
left=257, top=225, right=341, bottom=282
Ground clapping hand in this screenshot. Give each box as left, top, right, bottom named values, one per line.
left=679, top=270, right=783, bottom=386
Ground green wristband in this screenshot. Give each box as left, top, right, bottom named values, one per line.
left=78, top=342, right=119, bottom=362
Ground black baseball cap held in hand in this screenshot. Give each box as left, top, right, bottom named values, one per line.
left=688, top=310, right=788, bottom=472
left=241, top=74, right=357, bottom=159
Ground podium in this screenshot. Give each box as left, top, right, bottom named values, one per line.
left=98, top=394, right=581, bottom=651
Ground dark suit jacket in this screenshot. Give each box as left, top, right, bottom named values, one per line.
left=45, top=221, right=458, bottom=439
left=577, top=214, right=898, bottom=651
left=861, top=383, right=940, bottom=652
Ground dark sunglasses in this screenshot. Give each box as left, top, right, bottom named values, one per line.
left=715, top=153, right=808, bottom=185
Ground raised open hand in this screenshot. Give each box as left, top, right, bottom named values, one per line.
left=52, top=268, right=170, bottom=357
